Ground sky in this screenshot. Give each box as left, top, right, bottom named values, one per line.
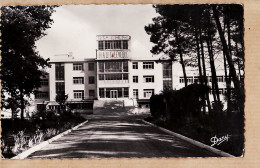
left=35, top=5, right=159, bottom=60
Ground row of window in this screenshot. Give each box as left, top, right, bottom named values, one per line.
left=99, top=74, right=128, bottom=81
left=48, top=103, right=93, bottom=110
left=72, top=63, right=94, bottom=71
left=179, top=76, right=235, bottom=84
left=73, top=77, right=95, bottom=84
left=99, top=61, right=128, bottom=72
left=209, top=88, right=234, bottom=95
left=99, top=88, right=129, bottom=98
left=132, top=62, right=154, bottom=70
left=73, top=90, right=95, bottom=99
left=133, top=76, right=154, bottom=83
left=35, top=92, right=49, bottom=99
left=40, top=79, right=49, bottom=86
left=133, top=89, right=154, bottom=98
left=98, top=40, right=128, bottom=50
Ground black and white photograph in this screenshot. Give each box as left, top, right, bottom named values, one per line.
left=1, top=4, right=245, bottom=159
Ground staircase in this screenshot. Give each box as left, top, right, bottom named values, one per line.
left=93, top=99, right=136, bottom=114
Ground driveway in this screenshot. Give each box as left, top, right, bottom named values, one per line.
left=28, top=110, right=219, bottom=158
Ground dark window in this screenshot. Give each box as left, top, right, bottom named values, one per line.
left=133, top=89, right=138, bottom=98
left=124, top=88, right=129, bottom=98
left=35, top=92, right=49, bottom=99
left=143, top=76, right=154, bottom=83
left=98, top=41, right=104, bottom=50
left=163, top=79, right=172, bottom=89
left=123, top=40, right=128, bottom=49
left=88, top=63, right=94, bottom=71
left=40, top=79, right=49, bottom=86
left=132, top=62, right=138, bottom=69
left=99, top=74, right=104, bottom=80
left=56, top=82, right=65, bottom=95
left=89, top=76, right=95, bottom=84
left=99, top=88, right=105, bottom=98
left=143, top=62, right=154, bottom=69
left=89, top=90, right=95, bottom=97
left=163, top=63, right=172, bottom=78
left=55, top=64, right=64, bottom=80
left=133, top=76, right=138, bottom=83
left=99, top=62, right=104, bottom=72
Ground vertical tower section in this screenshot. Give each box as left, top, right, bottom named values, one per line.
left=96, top=35, right=131, bottom=99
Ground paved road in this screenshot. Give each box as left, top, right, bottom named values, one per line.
left=28, top=110, right=219, bottom=158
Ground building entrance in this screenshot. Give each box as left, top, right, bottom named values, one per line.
left=110, top=90, right=118, bottom=98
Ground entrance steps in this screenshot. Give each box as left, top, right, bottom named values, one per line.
left=93, top=99, right=137, bottom=114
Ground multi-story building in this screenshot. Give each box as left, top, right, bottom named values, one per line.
left=31, top=35, right=240, bottom=114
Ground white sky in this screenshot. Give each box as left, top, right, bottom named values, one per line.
left=35, top=5, right=159, bottom=60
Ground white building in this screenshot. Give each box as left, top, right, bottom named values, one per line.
left=31, top=35, right=241, bottom=114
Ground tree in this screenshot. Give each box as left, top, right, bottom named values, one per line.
left=0, top=6, right=57, bottom=119
left=55, top=91, right=68, bottom=113
left=145, top=5, right=195, bottom=87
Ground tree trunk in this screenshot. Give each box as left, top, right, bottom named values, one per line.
left=195, top=26, right=205, bottom=113
left=223, top=51, right=232, bottom=113
left=20, top=90, right=24, bottom=120
left=174, top=26, right=187, bottom=87
left=199, top=27, right=212, bottom=113
left=212, top=6, right=241, bottom=97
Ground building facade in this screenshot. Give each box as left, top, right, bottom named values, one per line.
left=31, top=35, right=240, bottom=114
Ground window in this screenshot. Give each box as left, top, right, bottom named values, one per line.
left=89, top=76, right=95, bottom=84
left=35, top=92, right=48, bottom=99
left=103, top=61, right=128, bottom=72
left=179, top=77, right=185, bottom=83
left=89, top=90, right=95, bottom=97
left=40, top=79, right=48, bottom=86
left=88, top=63, right=94, bottom=71
left=219, top=89, right=223, bottom=95
left=99, top=62, right=104, bottom=72
left=55, top=64, right=64, bottom=80
left=133, top=76, right=138, bottom=83
left=133, top=89, right=138, bottom=98
left=217, top=76, right=224, bottom=82
left=143, top=76, right=154, bottom=83
left=73, top=77, right=84, bottom=84
left=144, top=89, right=154, bottom=98
left=163, top=63, right=172, bottom=78
left=132, top=62, right=138, bottom=69
left=163, top=79, right=172, bottom=88
left=98, top=41, right=104, bottom=50
left=99, top=88, right=105, bottom=98
left=194, top=76, right=200, bottom=83
left=143, top=62, right=154, bottom=69
left=99, top=74, right=104, bottom=80
left=56, top=82, right=65, bottom=95
left=123, top=40, right=128, bottom=49
left=187, top=77, right=193, bottom=83
left=124, top=88, right=129, bottom=98
left=73, top=64, right=83, bottom=71
left=74, top=90, right=84, bottom=99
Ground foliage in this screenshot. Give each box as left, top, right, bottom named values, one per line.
left=0, top=6, right=57, bottom=119
left=55, top=91, right=69, bottom=113
left=1, top=111, right=85, bottom=158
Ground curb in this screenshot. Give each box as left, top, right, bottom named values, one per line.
left=141, top=119, right=234, bottom=157
left=11, top=120, right=88, bottom=159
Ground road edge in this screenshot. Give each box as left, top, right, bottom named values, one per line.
left=141, top=119, right=235, bottom=157
left=11, top=120, right=88, bottom=159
